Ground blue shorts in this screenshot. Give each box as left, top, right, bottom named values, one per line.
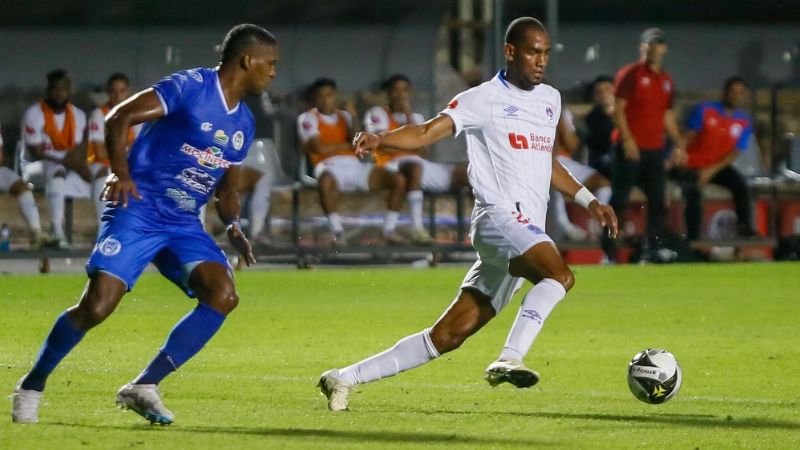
left=86, top=205, right=230, bottom=298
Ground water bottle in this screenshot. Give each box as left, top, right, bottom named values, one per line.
left=0, top=223, right=10, bottom=252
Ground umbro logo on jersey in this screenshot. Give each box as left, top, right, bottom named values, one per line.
left=508, top=132, right=553, bottom=152
left=504, top=105, right=519, bottom=116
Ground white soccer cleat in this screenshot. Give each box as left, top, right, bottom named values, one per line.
left=318, top=370, right=353, bottom=412
left=54, top=238, right=72, bottom=250
left=10, top=378, right=42, bottom=424
left=116, top=383, right=174, bottom=425
left=484, top=359, right=540, bottom=388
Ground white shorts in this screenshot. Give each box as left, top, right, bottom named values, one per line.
left=557, top=155, right=597, bottom=184
left=460, top=204, right=554, bottom=313
left=314, top=155, right=373, bottom=192
left=0, top=167, right=22, bottom=192
left=421, top=160, right=456, bottom=193
left=383, top=154, right=424, bottom=173
left=22, top=160, right=91, bottom=198
left=383, top=155, right=456, bottom=193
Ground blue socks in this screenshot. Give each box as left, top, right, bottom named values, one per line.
left=21, top=311, right=86, bottom=392
left=134, top=303, right=226, bottom=385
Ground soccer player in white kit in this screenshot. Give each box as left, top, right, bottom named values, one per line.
left=318, top=17, right=618, bottom=411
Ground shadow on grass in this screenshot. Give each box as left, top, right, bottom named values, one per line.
left=49, top=422, right=552, bottom=446
left=405, top=409, right=800, bottom=430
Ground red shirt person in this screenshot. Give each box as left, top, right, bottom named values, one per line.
left=671, top=77, right=756, bottom=241
left=605, top=27, right=685, bottom=263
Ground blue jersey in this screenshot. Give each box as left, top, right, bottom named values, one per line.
left=127, top=67, right=255, bottom=222
left=86, top=67, right=253, bottom=296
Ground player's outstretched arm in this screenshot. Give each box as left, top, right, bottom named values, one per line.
left=353, top=114, right=455, bottom=157
left=215, top=165, right=256, bottom=266
left=102, top=89, right=165, bottom=207
left=551, top=157, right=618, bottom=238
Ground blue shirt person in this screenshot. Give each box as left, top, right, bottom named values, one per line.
left=11, top=24, right=279, bottom=426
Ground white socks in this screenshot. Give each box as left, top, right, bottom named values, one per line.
left=248, top=175, right=271, bottom=238
left=327, top=212, right=344, bottom=235
left=92, top=176, right=107, bottom=227
left=407, top=190, right=424, bottom=230
left=46, top=176, right=66, bottom=239
left=499, top=278, right=566, bottom=362
left=17, top=190, right=42, bottom=234
left=382, top=210, right=399, bottom=235
left=336, top=329, right=440, bottom=385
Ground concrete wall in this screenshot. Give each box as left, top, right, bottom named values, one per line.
left=549, top=23, right=800, bottom=94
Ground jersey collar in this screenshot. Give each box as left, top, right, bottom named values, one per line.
left=496, top=70, right=537, bottom=94
left=214, top=69, right=240, bottom=115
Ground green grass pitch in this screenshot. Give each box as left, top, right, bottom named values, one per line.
left=1, top=263, right=799, bottom=449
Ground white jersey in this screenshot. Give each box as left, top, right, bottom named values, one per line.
left=88, top=107, right=142, bottom=144
left=296, top=108, right=353, bottom=143
left=440, top=71, right=561, bottom=227
left=22, top=102, right=86, bottom=161
left=363, top=106, right=424, bottom=133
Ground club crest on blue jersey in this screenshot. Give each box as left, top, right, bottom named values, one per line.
left=232, top=131, right=244, bottom=150
left=98, top=237, right=122, bottom=256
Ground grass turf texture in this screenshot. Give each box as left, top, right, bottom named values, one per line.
left=1, top=263, right=799, bottom=449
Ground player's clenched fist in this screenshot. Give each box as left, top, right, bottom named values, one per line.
left=352, top=131, right=381, bottom=158
left=101, top=172, right=142, bottom=207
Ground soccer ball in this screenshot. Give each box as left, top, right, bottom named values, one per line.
left=627, top=348, right=682, bottom=404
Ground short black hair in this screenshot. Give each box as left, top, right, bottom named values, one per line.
left=106, top=72, right=130, bottom=89
left=723, top=76, right=747, bottom=93
left=504, top=17, right=547, bottom=46
left=585, top=74, right=614, bottom=101
left=220, top=23, right=277, bottom=63
left=593, top=74, right=614, bottom=85
left=308, top=77, right=337, bottom=96
left=46, top=69, right=70, bottom=86
left=382, top=74, right=411, bottom=91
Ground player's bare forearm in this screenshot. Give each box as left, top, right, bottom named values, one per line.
left=355, top=115, right=454, bottom=154
left=106, top=89, right=165, bottom=178
left=215, top=166, right=242, bottom=225
left=216, top=165, right=255, bottom=265
left=550, top=158, right=583, bottom=198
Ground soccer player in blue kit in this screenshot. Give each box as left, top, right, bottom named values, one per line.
left=11, top=24, right=278, bottom=425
